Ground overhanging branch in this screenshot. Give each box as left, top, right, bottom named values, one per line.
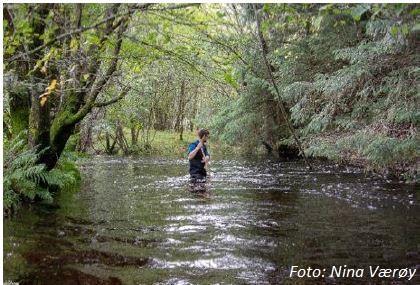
left=94, top=86, right=130, bottom=107
left=7, top=4, right=153, bottom=62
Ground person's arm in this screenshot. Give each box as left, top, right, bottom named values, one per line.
left=204, top=146, right=210, bottom=163
left=188, top=141, right=203, bottom=160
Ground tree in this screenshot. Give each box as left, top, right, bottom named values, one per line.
left=3, top=3, right=198, bottom=170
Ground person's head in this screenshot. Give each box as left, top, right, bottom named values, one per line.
left=198, top=128, right=210, bottom=142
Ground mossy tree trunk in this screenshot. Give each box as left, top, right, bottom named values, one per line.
left=10, top=4, right=132, bottom=170
left=9, top=86, right=30, bottom=136
left=4, top=5, right=51, bottom=138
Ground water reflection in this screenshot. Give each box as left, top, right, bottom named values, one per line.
left=4, top=156, right=419, bottom=284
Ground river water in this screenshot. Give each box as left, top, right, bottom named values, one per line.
left=4, top=156, right=420, bottom=284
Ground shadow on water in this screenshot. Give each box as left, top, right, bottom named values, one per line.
left=4, top=156, right=420, bottom=284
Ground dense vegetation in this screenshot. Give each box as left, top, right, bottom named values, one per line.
left=209, top=4, right=419, bottom=180
left=3, top=3, right=419, bottom=212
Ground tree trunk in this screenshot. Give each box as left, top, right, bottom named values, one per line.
left=77, top=108, right=102, bottom=153
left=33, top=6, right=127, bottom=170
left=131, top=126, right=140, bottom=147
left=263, top=91, right=276, bottom=153
left=115, top=120, right=130, bottom=154
left=105, top=130, right=118, bottom=154
left=253, top=4, right=312, bottom=169
left=5, top=5, right=50, bottom=138
left=105, top=132, right=111, bottom=151
left=9, top=85, right=30, bottom=136
left=175, top=80, right=186, bottom=140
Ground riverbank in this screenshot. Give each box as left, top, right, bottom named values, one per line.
left=87, top=129, right=417, bottom=183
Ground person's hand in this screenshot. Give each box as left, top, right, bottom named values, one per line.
left=197, top=139, right=204, bottom=149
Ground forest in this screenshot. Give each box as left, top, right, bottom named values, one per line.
left=2, top=4, right=419, bottom=284
left=4, top=3, right=418, bottom=212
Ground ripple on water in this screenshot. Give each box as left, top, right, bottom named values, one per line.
left=152, top=253, right=276, bottom=271
left=4, top=157, right=419, bottom=285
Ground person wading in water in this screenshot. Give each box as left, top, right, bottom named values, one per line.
left=187, top=128, right=210, bottom=183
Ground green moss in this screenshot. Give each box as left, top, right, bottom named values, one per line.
left=9, top=84, right=30, bottom=136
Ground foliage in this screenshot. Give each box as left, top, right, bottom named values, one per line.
left=210, top=3, right=418, bottom=180
left=3, top=133, right=81, bottom=214
left=4, top=3, right=418, bottom=181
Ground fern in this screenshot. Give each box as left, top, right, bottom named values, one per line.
left=3, top=134, right=80, bottom=214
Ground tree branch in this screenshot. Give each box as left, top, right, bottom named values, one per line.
left=147, top=3, right=200, bottom=11
left=124, top=34, right=231, bottom=95
left=7, top=4, right=153, bottom=62
left=94, top=86, right=130, bottom=107
left=75, top=4, right=82, bottom=29
left=68, top=16, right=129, bottom=125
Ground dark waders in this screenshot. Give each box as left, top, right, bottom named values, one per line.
left=189, top=149, right=208, bottom=192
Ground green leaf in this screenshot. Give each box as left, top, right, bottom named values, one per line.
left=70, top=38, right=78, bottom=51
left=390, top=25, right=399, bottom=38
left=351, top=4, right=370, bottom=22
left=409, top=7, right=420, bottom=16
left=401, top=24, right=409, bottom=36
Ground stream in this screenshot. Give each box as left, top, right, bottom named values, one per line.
left=4, top=156, right=419, bottom=284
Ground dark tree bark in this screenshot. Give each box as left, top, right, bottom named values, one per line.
left=105, top=131, right=118, bottom=155
left=27, top=4, right=55, bottom=154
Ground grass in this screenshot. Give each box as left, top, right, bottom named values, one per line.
left=92, top=129, right=242, bottom=159
left=140, top=130, right=198, bottom=157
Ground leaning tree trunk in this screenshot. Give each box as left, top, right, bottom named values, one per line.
left=263, top=90, right=276, bottom=154
left=253, top=4, right=313, bottom=170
